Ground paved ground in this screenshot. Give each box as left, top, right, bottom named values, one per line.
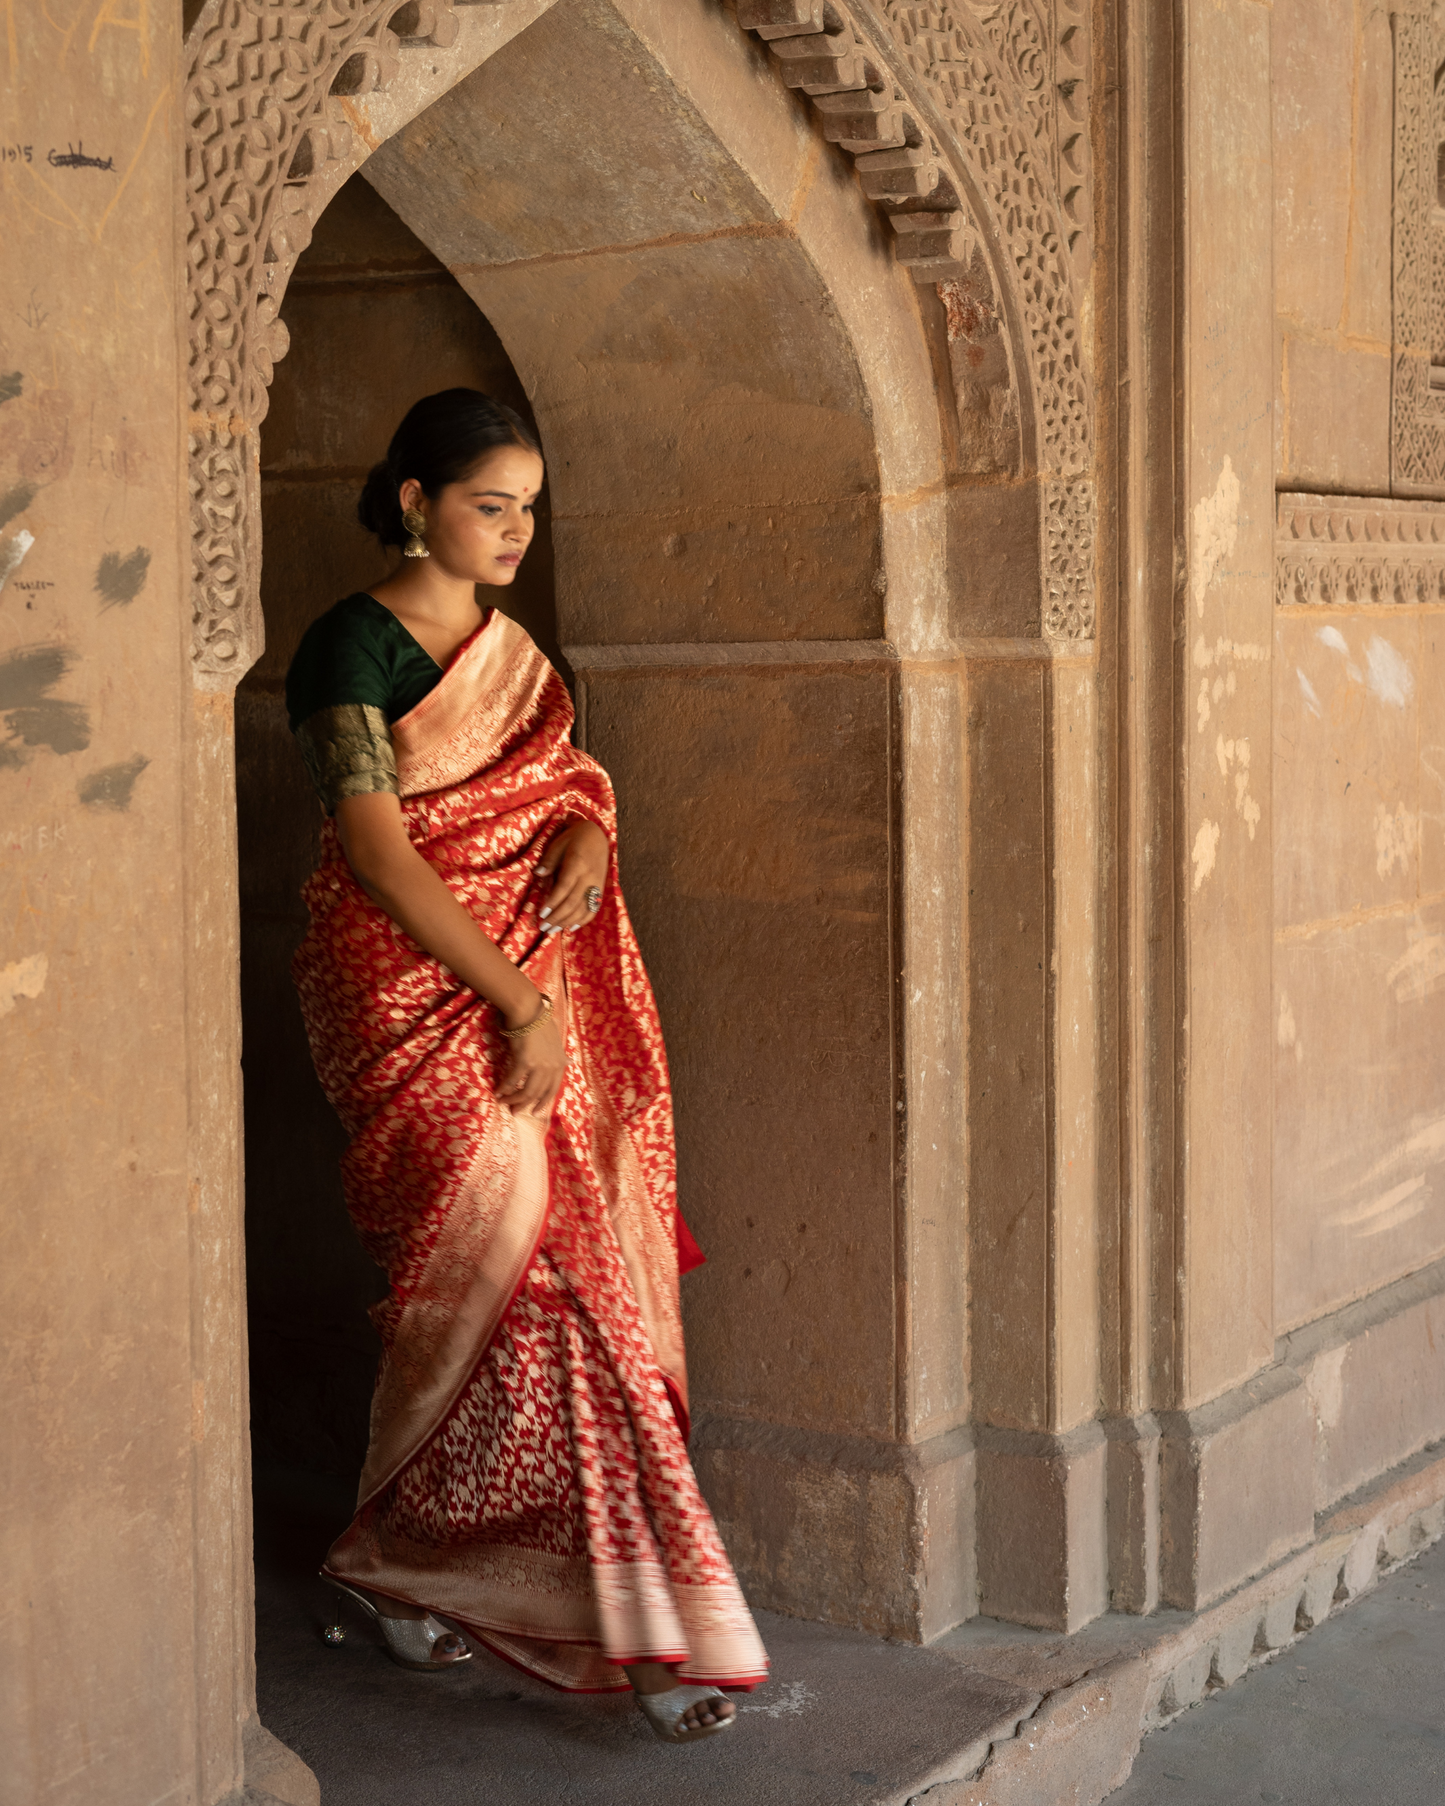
left=1105, top=1532, right=1445, bottom=1806
left=255, top=1464, right=1445, bottom=1806
left=253, top=1465, right=1033, bottom=1806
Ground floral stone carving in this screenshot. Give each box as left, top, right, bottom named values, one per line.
left=1275, top=492, right=1445, bottom=608
left=1391, top=3, right=1445, bottom=496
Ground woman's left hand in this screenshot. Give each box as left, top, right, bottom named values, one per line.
left=535, top=818, right=610, bottom=932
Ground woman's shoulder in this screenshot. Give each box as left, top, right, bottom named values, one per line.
left=295, top=591, right=397, bottom=651
left=287, top=593, right=406, bottom=729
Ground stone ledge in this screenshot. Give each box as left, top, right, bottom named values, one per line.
left=916, top=1438, right=1445, bottom=1806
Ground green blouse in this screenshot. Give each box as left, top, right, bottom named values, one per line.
left=286, top=593, right=443, bottom=813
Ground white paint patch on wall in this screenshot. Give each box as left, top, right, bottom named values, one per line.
left=1214, top=735, right=1261, bottom=839
left=1365, top=634, right=1414, bottom=708
left=0, top=952, right=48, bottom=1017
left=1277, top=990, right=1303, bottom=1062
left=1192, top=818, right=1221, bottom=891
left=1306, top=1343, right=1346, bottom=1434
left=1296, top=668, right=1322, bottom=718
left=0, top=529, right=35, bottom=593
left=1316, top=623, right=1363, bottom=680
left=1386, top=934, right=1445, bottom=1003
left=1191, top=455, right=1240, bottom=619
left=1359, top=1112, right=1445, bottom=1187
left=1336, top=1174, right=1429, bottom=1238
left=1375, top=802, right=1420, bottom=879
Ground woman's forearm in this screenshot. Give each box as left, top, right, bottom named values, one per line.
left=338, top=807, right=542, bottom=1026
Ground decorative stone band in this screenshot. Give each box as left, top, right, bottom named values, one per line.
left=1275, top=491, right=1445, bottom=609
left=1389, top=4, right=1445, bottom=493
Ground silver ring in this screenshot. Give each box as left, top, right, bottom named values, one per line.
left=584, top=885, right=602, bottom=913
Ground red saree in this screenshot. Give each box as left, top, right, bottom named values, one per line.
left=291, top=609, right=768, bottom=1692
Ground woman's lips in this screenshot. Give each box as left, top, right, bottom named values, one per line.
left=497, top=553, right=521, bottom=566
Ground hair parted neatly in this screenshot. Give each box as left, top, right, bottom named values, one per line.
left=358, top=388, right=541, bottom=548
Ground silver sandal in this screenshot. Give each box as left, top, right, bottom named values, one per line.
left=320, top=1574, right=472, bottom=1672
left=634, top=1682, right=737, bottom=1743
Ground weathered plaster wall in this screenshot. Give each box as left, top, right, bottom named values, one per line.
left=1273, top=500, right=1445, bottom=1331
left=0, top=7, right=245, bottom=1803
left=1270, top=4, right=1445, bottom=1337
left=242, top=174, right=554, bottom=1478
left=1273, top=0, right=1393, bottom=494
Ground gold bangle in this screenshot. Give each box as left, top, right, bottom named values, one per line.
left=500, top=993, right=553, bottom=1039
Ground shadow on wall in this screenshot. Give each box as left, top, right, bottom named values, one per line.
left=238, top=173, right=558, bottom=1479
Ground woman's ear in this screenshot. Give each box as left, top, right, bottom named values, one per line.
left=397, top=477, right=425, bottom=514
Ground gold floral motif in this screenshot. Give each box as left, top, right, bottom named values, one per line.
left=295, top=702, right=399, bottom=813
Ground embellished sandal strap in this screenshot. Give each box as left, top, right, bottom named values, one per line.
left=634, top=1683, right=736, bottom=1743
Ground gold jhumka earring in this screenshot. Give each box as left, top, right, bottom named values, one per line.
left=402, top=506, right=429, bottom=559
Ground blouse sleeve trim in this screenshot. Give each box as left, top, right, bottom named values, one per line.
left=294, top=703, right=398, bottom=815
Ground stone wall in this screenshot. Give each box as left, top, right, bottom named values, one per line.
left=0, top=7, right=255, bottom=1802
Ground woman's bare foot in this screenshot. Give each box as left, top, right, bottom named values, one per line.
left=624, top=1661, right=736, bottom=1733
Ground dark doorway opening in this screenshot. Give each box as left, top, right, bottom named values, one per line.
left=237, top=171, right=558, bottom=1487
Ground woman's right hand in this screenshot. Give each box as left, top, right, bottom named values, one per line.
left=499, top=1012, right=567, bottom=1116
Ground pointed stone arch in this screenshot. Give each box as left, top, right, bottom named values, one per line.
left=185, top=0, right=1102, bottom=1654
left=184, top=0, right=1096, bottom=685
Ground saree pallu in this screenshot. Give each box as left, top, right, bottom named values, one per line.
left=292, top=609, right=768, bottom=1692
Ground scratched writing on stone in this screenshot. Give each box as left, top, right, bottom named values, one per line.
left=2, top=821, right=67, bottom=855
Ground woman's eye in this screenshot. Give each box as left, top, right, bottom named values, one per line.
left=479, top=505, right=501, bottom=518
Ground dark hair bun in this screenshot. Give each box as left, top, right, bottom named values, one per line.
left=357, top=389, right=541, bottom=550
left=358, top=459, right=404, bottom=548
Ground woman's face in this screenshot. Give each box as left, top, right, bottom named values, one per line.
left=400, top=443, right=544, bottom=588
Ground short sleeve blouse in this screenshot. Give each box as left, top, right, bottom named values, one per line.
left=285, top=593, right=443, bottom=813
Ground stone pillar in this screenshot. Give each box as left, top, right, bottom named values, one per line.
left=0, top=6, right=310, bottom=1801
left=1154, top=0, right=1314, bottom=1607
left=965, top=646, right=1107, bottom=1632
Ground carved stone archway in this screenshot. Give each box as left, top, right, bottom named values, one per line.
left=185, top=0, right=1095, bottom=685
left=182, top=0, right=1102, bottom=1662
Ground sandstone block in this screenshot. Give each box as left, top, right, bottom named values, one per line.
left=1257, top=1587, right=1304, bottom=1652
left=976, top=1426, right=1107, bottom=1632
left=1341, top=1533, right=1380, bottom=1601
left=691, top=1421, right=975, bottom=1641
left=1212, top=1613, right=1257, bottom=1685
left=1280, top=335, right=1389, bottom=492
left=1296, top=1553, right=1341, bottom=1630
left=1160, top=1369, right=1315, bottom=1610
left=1162, top=1647, right=1213, bottom=1715
left=1105, top=1414, right=1162, bottom=1615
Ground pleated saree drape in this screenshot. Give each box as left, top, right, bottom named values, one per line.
left=292, top=609, right=767, bottom=1691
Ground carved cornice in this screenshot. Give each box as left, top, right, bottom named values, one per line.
left=737, top=1, right=1096, bottom=637
left=1275, top=492, right=1445, bottom=607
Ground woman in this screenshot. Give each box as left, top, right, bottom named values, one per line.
left=285, top=388, right=768, bottom=1742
